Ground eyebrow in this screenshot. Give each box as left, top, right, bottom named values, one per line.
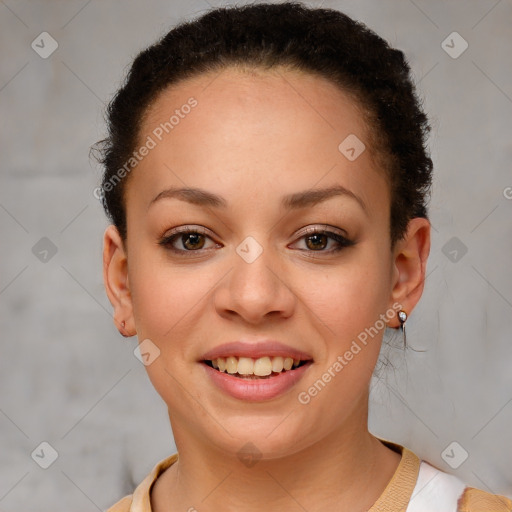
left=148, top=185, right=367, bottom=213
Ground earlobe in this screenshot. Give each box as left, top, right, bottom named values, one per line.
left=389, top=217, right=431, bottom=327
left=102, top=225, right=136, bottom=337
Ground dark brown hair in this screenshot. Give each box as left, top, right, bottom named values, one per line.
left=92, top=1, right=433, bottom=247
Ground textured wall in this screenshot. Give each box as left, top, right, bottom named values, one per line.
left=0, top=0, right=511, bottom=510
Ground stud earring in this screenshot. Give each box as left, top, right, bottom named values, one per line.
left=397, top=310, right=407, bottom=348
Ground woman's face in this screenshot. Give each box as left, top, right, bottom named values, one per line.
left=108, top=66, right=418, bottom=459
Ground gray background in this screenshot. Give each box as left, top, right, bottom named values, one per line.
left=1, top=0, right=511, bottom=510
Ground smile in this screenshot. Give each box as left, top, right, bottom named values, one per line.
left=201, top=358, right=313, bottom=401
left=204, top=356, right=310, bottom=378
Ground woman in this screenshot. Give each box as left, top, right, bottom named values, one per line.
left=96, top=2, right=512, bottom=510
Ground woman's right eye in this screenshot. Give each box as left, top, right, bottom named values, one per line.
left=158, top=227, right=220, bottom=255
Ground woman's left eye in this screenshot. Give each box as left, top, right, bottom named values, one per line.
left=291, top=227, right=355, bottom=253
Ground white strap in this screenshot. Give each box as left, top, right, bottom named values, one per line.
left=406, top=461, right=467, bottom=512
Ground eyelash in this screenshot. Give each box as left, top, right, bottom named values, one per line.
left=297, top=226, right=355, bottom=253
left=158, top=225, right=355, bottom=256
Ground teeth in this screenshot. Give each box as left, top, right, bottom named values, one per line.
left=253, top=356, right=272, bottom=376
left=237, top=357, right=254, bottom=375
left=208, top=355, right=306, bottom=376
left=271, top=356, right=284, bottom=372
left=283, top=357, right=293, bottom=371
left=225, top=356, right=238, bottom=374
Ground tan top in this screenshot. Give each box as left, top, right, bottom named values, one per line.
left=106, top=440, right=512, bottom=512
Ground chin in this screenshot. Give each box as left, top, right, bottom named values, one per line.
left=203, top=413, right=317, bottom=461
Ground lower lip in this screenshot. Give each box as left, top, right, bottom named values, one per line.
left=202, top=362, right=312, bottom=402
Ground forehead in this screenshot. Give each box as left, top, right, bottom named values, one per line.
left=143, top=65, right=370, bottom=140
left=128, top=66, right=388, bottom=217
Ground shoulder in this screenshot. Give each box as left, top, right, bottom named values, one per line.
left=408, top=460, right=467, bottom=511
left=105, top=494, right=132, bottom=512
left=408, top=460, right=512, bottom=512
left=457, top=487, right=512, bottom=512
left=104, top=453, right=179, bottom=512
left=376, top=439, right=511, bottom=512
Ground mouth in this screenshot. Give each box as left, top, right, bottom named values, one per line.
left=202, top=356, right=312, bottom=379
left=199, top=340, right=314, bottom=401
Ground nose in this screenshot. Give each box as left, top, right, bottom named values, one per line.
left=214, top=240, right=297, bottom=325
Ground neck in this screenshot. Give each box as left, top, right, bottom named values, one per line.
left=151, top=400, right=401, bottom=512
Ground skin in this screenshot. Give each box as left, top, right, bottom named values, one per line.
left=103, top=66, right=430, bottom=511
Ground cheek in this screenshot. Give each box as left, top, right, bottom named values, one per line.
left=128, top=260, right=214, bottom=402
left=294, top=266, right=387, bottom=426
left=294, top=250, right=391, bottom=409
left=128, top=252, right=215, bottom=351
left=299, top=256, right=389, bottom=342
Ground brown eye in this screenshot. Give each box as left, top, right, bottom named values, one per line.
left=305, top=233, right=329, bottom=251
left=181, top=232, right=206, bottom=250
left=158, top=227, right=219, bottom=255
left=291, top=227, right=355, bottom=254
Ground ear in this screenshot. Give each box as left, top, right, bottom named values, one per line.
left=388, top=217, right=431, bottom=327
left=103, top=224, right=136, bottom=337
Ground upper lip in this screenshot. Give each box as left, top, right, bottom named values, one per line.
left=200, top=340, right=313, bottom=361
